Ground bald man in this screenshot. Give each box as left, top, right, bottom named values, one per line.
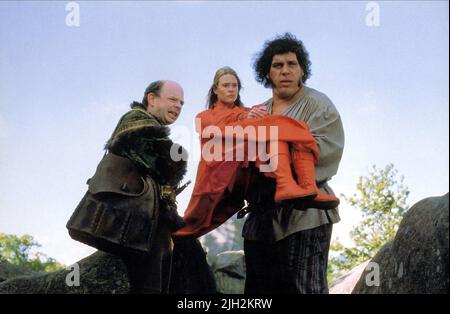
left=68, top=80, right=188, bottom=294
left=144, top=80, right=185, bottom=125
left=107, top=80, right=188, bottom=294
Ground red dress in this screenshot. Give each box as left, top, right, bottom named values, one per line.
left=173, top=102, right=319, bottom=238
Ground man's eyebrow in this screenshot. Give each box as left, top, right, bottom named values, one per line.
left=170, top=96, right=184, bottom=105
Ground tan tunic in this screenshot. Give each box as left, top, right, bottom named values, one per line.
left=243, top=86, right=345, bottom=241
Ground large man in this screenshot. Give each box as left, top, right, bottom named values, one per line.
left=242, top=33, right=345, bottom=294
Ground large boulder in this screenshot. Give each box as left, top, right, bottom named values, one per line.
left=213, top=250, right=245, bottom=294
left=0, top=260, right=35, bottom=283
left=0, top=238, right=216, bottom=294
left=0, top=251, right=129, bottom=294
left=199, top=214, right=246, bottom=294
left=352, top=193, right=449, bottom=294
left=329, top=261, right=370, bottom=294
left=200, top=214, right=244, bottom=266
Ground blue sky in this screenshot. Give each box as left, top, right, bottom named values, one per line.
left=0, top=1, right=448, bottom=265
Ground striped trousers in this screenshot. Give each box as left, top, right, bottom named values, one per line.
left=244, top=223, right=333, bottom=294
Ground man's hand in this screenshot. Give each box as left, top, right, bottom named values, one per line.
left=248, top=104, right=269, bottom=119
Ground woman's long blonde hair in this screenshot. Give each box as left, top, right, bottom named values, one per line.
left=206, top=66, right=244, bottom=109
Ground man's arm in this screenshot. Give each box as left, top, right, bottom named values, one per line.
left=304, top=99, right=345, bottom=182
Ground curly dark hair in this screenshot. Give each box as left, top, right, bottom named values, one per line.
left=253, top=32, right=312, bottom=88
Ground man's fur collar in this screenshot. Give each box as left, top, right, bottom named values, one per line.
left=105, top=105, right=188, bottom=186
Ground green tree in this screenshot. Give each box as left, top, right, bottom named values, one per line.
left=0, top=233, right=64, bottom=273
left=328, top=164, right=409, bottom=283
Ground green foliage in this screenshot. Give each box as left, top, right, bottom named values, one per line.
left=0, top=233, right=65, bottom=273
left=328, top=164, right=409, bottom=283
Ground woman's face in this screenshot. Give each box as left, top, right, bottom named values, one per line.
left=214, top=74, right=239, bottom=106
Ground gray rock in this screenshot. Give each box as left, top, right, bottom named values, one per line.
left=0, top=251, right=129, bottom=294
left=0, top=260, right=35, bottom=283
left=200, top=214, right=244, bottom=266
left=329, top=261, right=370, bottom=294
left=352, top=193, right=449, bottom=294
left=0, top=238, right=216, bottom=294
left=213, top=250, right=245, bottom=294
left=199, top=215, right=246, bottom=294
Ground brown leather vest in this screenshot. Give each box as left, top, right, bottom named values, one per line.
left=66, top=153, right=160, bottom=256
